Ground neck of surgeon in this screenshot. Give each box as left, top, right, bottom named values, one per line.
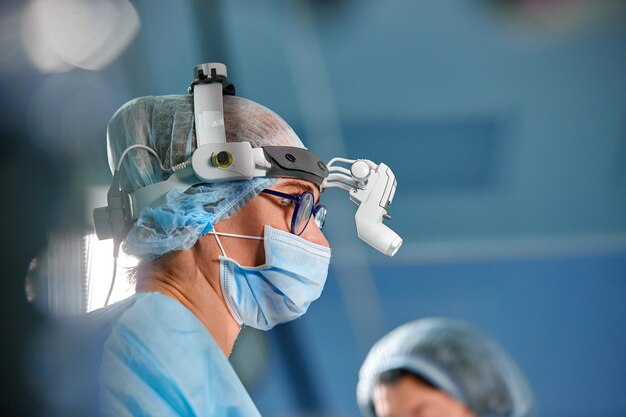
left=135, top=240, right=241, bottom=357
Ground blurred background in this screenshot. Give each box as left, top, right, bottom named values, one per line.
left=1, top=0, right=625, bottom=416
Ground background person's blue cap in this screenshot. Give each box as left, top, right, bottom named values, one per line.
left=357, top=318, right=536, bottom=417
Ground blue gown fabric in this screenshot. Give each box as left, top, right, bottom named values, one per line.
left=49, top=292, right=262, bottom=416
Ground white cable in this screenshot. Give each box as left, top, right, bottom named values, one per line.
left=116, top=144, right=173, bottom=173
left=104, top=254, right=118, bottom=307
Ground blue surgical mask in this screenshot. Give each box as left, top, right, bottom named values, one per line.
left=210, top=225, right=331, bottom=331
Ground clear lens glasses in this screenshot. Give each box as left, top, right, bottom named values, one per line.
left=261, top=189, right=326, bottom=235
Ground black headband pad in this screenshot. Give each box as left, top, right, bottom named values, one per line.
left=262, top=146, right=329, bottom=187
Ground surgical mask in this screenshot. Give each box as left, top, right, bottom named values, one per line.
left=210, top=225, right=331, bottom=331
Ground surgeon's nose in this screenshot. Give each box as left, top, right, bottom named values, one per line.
left=300, top=221, right=329, bottom=248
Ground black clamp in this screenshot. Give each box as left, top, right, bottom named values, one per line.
left=93, top=171, right=133, bottom=255
left=188, top=66, right=236, bottom=96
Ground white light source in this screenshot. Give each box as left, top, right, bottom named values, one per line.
left=21, top=0, right=140, bottom=73
left=85, top=233, right=137, bottom=312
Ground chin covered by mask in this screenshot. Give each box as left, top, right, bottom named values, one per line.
left=211, top=225, right=331, bottom=330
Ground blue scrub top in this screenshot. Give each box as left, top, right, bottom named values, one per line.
left=48, top=292, right=262, bottom=417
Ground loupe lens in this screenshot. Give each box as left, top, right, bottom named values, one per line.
left=313, top=206, right=326, bottom=230
left=293, top=192, right=314, bottom=235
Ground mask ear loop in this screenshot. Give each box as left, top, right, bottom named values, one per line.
left=209, top=227, right=264, bottom=258
left=211, top=226, right=228, bottom=257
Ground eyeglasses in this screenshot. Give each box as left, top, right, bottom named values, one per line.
left=261, top=189, right=327, bottom=235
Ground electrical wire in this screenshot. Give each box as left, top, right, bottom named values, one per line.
left=104, top=254, right=118, bottom=307
left=116, top=144, right=172, bottom=172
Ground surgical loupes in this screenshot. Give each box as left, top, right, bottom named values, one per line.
left=322, top=158, right=403, bottom=256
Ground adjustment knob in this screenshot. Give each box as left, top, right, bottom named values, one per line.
left=351, top=160, right=371, bottom=180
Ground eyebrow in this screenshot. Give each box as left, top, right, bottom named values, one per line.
left=278, top=180, right=320, bottom=202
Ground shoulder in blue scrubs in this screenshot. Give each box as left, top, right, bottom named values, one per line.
left=93, top=292, right=261, bottom=417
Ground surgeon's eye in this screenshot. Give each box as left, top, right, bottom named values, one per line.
left=279, top=197, right=296, bottom=207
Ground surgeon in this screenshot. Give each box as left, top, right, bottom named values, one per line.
left=34, top=62, right=401, bottom=416
left=39, top=68, right=337, bottom=416
left=357, top=318, right=535, bottom=417
left=104, top=97, right=334, bottom=417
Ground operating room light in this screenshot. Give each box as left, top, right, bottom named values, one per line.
left=21, top=0, right=139, bottom=73
left=85, top=233, right=136, bottom=312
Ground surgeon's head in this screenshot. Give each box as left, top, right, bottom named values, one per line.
left=357, top=318, right=536, bottom=417
left=106, top=94, right=330, bottom=339
left=107, top=94, right=328, bottom=256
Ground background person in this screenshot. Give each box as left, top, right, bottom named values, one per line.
left=357, top=318, right=535, bottom=417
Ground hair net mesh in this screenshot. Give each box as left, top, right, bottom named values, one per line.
left=357, top=318, right=535, bottom=417
left=106, top=94, right=305, bottom=258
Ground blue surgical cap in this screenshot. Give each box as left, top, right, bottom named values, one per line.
left=106, top=94, right=305, bottom=258
left=357, top=318, right=536, bottom=417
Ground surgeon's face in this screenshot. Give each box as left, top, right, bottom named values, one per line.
left=372, top=374, right=476, bottom=417
left=209, top=178, right=329, bottom=266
